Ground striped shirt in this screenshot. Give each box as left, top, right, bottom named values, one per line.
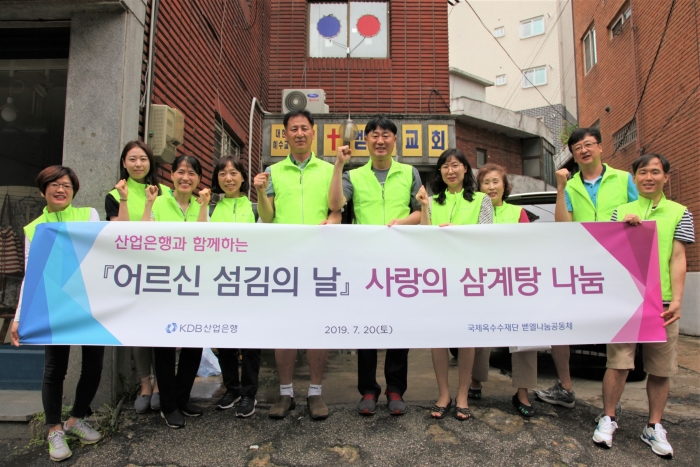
left=611, top=208, right=695, bottom=244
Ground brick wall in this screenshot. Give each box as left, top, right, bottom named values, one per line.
left=520, top=104, right=569, bottom=153
left=455, top=121, right=523, bottom=176
left=149, top=0, right=270, bottom=193
left=573, top=0, right=700, bottom=270
left=268, top=0, right=450, bottom=114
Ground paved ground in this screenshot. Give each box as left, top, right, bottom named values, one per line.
left=1, top=337, right=699, bottom=466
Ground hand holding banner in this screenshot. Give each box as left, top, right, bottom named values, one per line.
left=18, top=221, right=664, bottom=348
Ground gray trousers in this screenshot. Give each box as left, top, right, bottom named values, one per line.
left=472, top=348, right=538, bottom=389
left=133, top=347, right=155, bottom=380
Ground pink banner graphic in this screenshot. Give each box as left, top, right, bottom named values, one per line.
left=582, top=221, right=665, bottom=343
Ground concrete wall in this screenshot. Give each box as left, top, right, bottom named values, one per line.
left=681, top=273, right=700, bottom=336
left=450, top=73, right=487, bottom=102
left=449, top=0, right=573, bottom=113
left=59, top=7, right=146, bottom=407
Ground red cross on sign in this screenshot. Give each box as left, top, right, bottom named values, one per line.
left=327, top=128, right=341, bottom=152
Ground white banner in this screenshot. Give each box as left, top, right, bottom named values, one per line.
left=19, top=221, right=665, bottom=348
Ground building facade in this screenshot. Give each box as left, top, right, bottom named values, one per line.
left=572, top=0, right=700, bottom=334
left=0, top=0, right=556, bottom=404
left=449, top=0, right=577, bottom=152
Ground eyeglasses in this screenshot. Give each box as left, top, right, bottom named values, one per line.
left=440, top=164, right=464, bottom=172
left=48, top=182, right=74, bottom=191
left=572, top=141, right=599, bottom=154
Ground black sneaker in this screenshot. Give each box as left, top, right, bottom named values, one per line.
left=180, top=402, right=203, bottom=417
left=160, top=409, right=186, bottom=429
left=216, top=391, right=241, bottom=410
left=236, top=396, right=257, bottom=418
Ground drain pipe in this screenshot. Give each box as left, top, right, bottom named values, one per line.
left=248, top=97, right=270, bottom=198
left=142, top=0, right=160, bottom=142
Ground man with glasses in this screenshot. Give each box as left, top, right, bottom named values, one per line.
left=328, top=115, right=422, bottom=416
left=535, top=127, right=638, bottom=409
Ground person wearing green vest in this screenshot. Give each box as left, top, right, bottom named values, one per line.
left=142, top=155, right=210, bottom=429
left=329, top=115, right=422, bottom=416
left=253, top=110, right=339, bottom=421
left=474, top=163, right=539, bottom=417
left=593, top=154, right=694, bottom=458
left=537, top=127, right=638, bottom=410
left=105, top=140, right=167, bottom=416
left=11, top=166, right=103, bottom=462
left=209, top=155, right=261, bottom=418
left=415, top=149, right=493, bottom=420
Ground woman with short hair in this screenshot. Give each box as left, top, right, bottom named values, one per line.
left=11, top=166, right=103, bottom=462
left=477, top=163, right=536, bottom=418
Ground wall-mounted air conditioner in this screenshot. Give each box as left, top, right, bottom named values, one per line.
left=282, top=89, right=329, bottom=114
left=148, top=104, right=185, bottom=164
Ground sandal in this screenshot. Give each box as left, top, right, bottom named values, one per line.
left=430, top=399, right=452, bottom=420
left=455, top=406, right=471, bottom=421
left=468, top=386, right=482, bottom=400
left=512, top=394, right=535, bottom=417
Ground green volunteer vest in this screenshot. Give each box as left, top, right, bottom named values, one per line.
left=210, top=196, right=255, bottom=223
left=431, top=190, right=485, bottom=226
left=616, top=194, right=686, bottom=301
left=566, top=164, right=630, bottom=221
left=151, top=190, right=201, bottom=222
left=493, top=202, right=523, bottom=225
left=349, top=159, right=413, bottom=225
left=24, top=205, right=93, bottom=242
left=108, top=179, right=170, bottom=221
left=270, top=153, right=333, bottom=225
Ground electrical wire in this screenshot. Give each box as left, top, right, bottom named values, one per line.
left=640, top=83, right=699, bottom=153
left=610, top=0, right=676, bottom=158
left=463, top=0, right=575, bottom=126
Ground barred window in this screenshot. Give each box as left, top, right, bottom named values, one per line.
left=613, top=119, right=637, bottom=150
left=214, top=120, right=240, bottom=166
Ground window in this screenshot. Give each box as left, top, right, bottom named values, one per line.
left=610, top=5, right=631, bottom=38
left=583, top=28, right=597, bottom=74
left=520, top=16, right=544, bottom=39
left=309, top=2, right=388, bottom=58
left=521, top=66, right=547, bottom=88
left=495, top=74, right=506, bottom=86
left=476, top=149, right=487, bottom=168
left=493, top=26, right=505, bottom=38
left=214, top=120, right=240, bottom=167
left=613, top=119, right=637, bottom=150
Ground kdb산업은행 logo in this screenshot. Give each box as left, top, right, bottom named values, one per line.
left=165, top=323, right=177, bottom=333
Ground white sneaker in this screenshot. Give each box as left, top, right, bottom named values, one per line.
left=63, top=419, right=102, bottom=444
left=641, top=423, right=673, bottom=457
left=592, top=415, right=618, bottom=448
left=47, top=430, right=72, bottom=462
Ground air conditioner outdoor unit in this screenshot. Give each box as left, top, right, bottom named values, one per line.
left=148, top=104, right=185, bottom=164
left=282, top=89, right=329, bottom=114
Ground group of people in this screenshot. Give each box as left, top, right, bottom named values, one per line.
left=9, top=110, right=694, bottom=462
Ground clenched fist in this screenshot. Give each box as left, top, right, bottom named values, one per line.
left=416, top=185, right=429, bottom=207
left=336, top=145, right=352, bottom=166
left=253, top=172, right=270, bottom=192
left=197, top=188, right=211, bottom=206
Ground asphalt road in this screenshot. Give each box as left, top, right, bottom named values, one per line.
left=3, top=395, right=699, bottom=466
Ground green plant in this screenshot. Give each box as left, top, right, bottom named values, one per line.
left=559, top=122, right=578, bottom=147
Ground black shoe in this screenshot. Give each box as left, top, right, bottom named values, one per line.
left=180, top=402, right=204, bottom=417
left=216, top=391, right=241, bottom=410
left=236, top=396, right=257, bottom=418
left=160, top=409, right=186, bottom=428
